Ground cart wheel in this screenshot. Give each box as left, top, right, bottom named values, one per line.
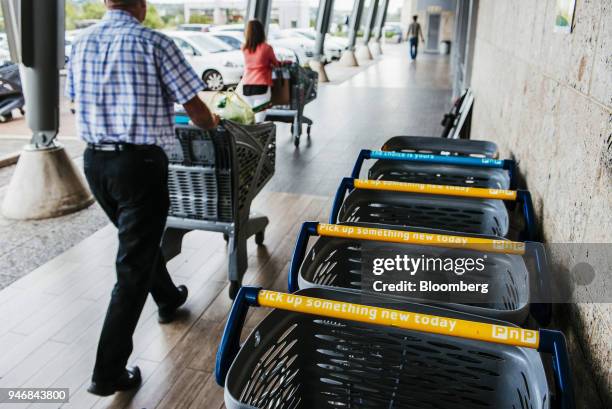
left=19, top=108, right=25, bottom=115
left=306, top=125, right=312, bottom=139
left=0, top=113, right=12, bottom=123
left=293, top=135, right=300, bottom=147
left=229, top=280, right=240, bottom=299
left=255, top=230, right=265, bottom=245
left=223, top=233, right=229, bottom=243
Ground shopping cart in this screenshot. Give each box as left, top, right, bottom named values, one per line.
left=265, top=63, right=318, bottom=147
left=330, top=178, right=537, bottom=241
left=161, top=120, right=276, bottom=298
left=0, top=62, right=25, bottom=123
left=381, top=135, right=499, bottom=158
left=352, top=149, right=517, bottom=189
left=287, top=221, right=551, bottom=325
left=216, top=287, right=574, bottom=409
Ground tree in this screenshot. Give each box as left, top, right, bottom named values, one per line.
left=81, top=1, right=106, bottom=20
left=65, top=0, right=78, bottom=30
left=143, top=4, right=164, bottom=29
left=189, top=13, right=213, bottom=25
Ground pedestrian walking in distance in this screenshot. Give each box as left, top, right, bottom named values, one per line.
left=407, top=15, right=425, bottom=60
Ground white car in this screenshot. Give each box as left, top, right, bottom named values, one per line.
left=209, top=31, right=297, bottom=63
left=209, top=24, right=245, bottom=33
left=267, top=30, right=315, bottom=64
left=164, top=31, right=244, bottom=91
left=284, top=28, right=344, bottom=61
left=0, top=34, right=11, bottom=64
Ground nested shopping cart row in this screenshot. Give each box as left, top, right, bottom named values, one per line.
left=215, top=136, right=575, bottom=408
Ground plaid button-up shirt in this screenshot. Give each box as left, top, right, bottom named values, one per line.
left=66, top=10, right=205, bottom=149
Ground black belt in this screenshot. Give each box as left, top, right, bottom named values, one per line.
left=87, top=143, right=158, bottom=152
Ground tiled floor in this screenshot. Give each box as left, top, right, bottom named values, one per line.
left=0, top=44, right=460, bottom=409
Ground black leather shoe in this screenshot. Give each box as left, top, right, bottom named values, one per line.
left=158, top=285, right=188, bottom=324
left=87, top=366, right=142, bottom=396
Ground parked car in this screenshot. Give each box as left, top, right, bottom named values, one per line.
left=285, top=28, right=345, bottom=61
left=209, top=24, right=245, bottom=33
left=64, top=30, right=84, bottom=64
left=209, top=31, right=298, bottom=63
left=383, top=23, right=403, bottom=42
left=164, top=31, right=244, bottom=91
left=267, top=30, right=315, bottom=64
left=0, top=34, right=10, bottom=64
left=178, top=24, right=212, bottom=32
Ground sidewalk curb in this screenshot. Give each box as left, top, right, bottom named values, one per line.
left=0, top=152, right=20, bottom=168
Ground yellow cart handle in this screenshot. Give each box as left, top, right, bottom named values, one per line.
left=258, top=290, right=539, bottom=348
left=316, top=223, right=526, bottom=255
left=353, top=179, right=517, bottom=200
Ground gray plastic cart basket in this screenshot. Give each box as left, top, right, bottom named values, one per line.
left=161, top=120, right=276, bottom=298
left=352, top=149, right=516, bottom=190
left=382, top=135, right=499, bottom=158
left=330, top=178, right=537, bottom=241
left=288, top=222, right=552, bottom=325
left=216, top=287, right=574, bottom=409
left=265, top=63, right=317, bottom=147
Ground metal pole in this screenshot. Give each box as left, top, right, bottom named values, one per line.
left=362, top=0, right=379, bottom=44
left=347, top=0, right=365, bottom=51
left=7, top=0, right=64, bottom=146
left=373, top=0, right=390, bottom=42
left=1, top=0, right=93, bottom=220
left=314, top=0, right=335, bottom=61
left=245, top=0, right=272, bottom=34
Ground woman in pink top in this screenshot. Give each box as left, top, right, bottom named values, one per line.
left=241, top=20, right=280, bottom=98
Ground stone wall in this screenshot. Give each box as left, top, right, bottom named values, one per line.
left=469, top=0, right=611, bottom=407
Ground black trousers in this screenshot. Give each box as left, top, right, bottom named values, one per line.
left=242, top=84, right=269, bottom=96
left=84, top=145, right=180, bottom=382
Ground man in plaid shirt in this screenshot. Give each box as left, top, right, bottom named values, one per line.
left=66, top=0, right=220, bottom=396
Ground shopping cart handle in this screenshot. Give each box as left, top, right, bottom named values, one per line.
left=351, top=149, right=518, bottom=189
left=329, top=177, right=354, bottom=223
left=538, top=330, right=576, bottom=409
left=528, top=243, right=552, bottom=326
left=351, top=149, right=371, bottom=178
left=517, top=190, right=538, bottom=241
left=215, top=286, right=261, bottom=386
left=288, top=222, right=319, bottom=292
left=339, top=177, right=538, bottom=241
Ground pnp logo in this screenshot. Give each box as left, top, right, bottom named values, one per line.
left=492, top=325, right=538, bottom=345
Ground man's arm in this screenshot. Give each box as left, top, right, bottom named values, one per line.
left=419, top=25, right=425, bottom=42
left=183, top=95, right=220, bottom=130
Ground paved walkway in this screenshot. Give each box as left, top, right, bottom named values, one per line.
left=0, top=43, right=450, bottom=291
left=0, top=44, right=519, bottom=409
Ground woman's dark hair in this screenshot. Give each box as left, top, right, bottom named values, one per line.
left=244, top=20, right=266, bottom=52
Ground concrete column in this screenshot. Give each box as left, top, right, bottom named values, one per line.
left=245, top=0, right=272, bottom=33
left=183, top=4, right=190, bottom=24
left=311, top=0, right=334, bottom=82
left=357, top=0, right=378, bottom=60
left=213, top=7, right=226, bottom=25
left=371, top=0, right=389, bottom=56
left=1, top=0, right=93, bottom=220
left=362, top=0, right=379, bottom=44
left=339, top=0, right=364, bottom=66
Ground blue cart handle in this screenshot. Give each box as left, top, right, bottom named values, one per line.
left=351, top=149, right=518, bottom=189
left=288, top=222, right=319, bottom=292
left=215, top=286, right=261, bottom=386
left=329, top=177, right=354, bottom=224
left=539, top=329, right=576, bottom=409
left=528, top=242, right=552, bottom=326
